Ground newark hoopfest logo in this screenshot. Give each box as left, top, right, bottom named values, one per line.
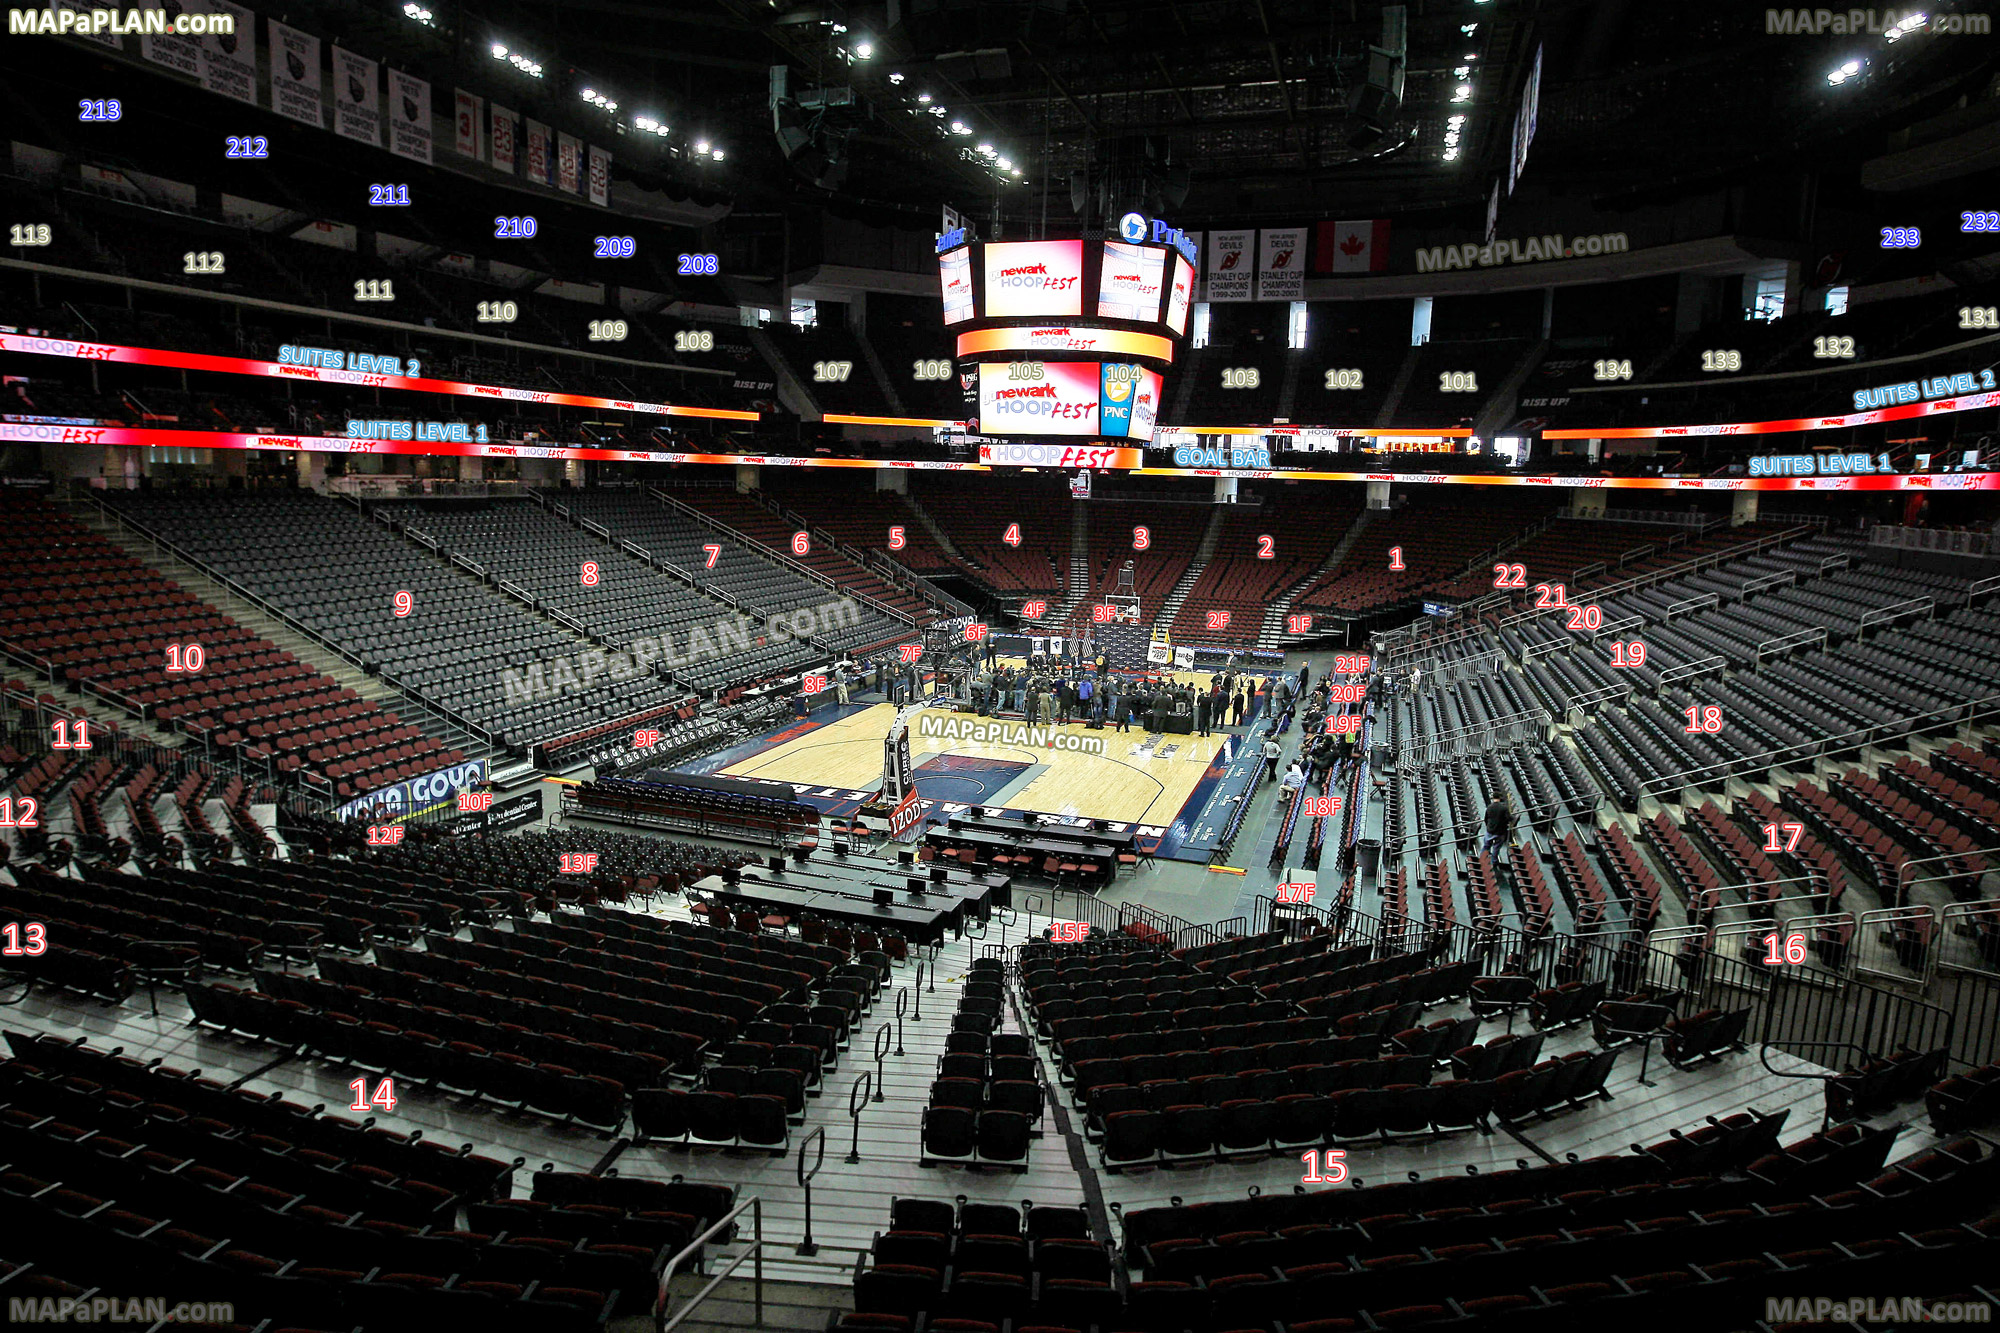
left=1119, top=212, right=1148, bottom=243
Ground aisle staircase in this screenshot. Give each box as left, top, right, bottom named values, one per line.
left=1265, top=507, right=1376, bottom=646
left=1150, top=504, right=1228, bottom=633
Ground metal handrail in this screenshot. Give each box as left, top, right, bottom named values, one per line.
left=655, top=1195, right=763, bottom=1331
left=845, top=1071, right=873, bottom=1163
left=1895, top=847, right=2000, bottom=909
left=794, top=1127, right=828, bottom=1256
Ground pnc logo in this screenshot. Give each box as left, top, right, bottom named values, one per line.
left=1118, top=212, right=1148, bottom=243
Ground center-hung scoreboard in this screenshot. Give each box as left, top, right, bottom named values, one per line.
left=938, top=213, right=1196, bottom=442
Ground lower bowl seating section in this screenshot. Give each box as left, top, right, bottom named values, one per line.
left=1, top=494, right=462, bottom=800
left=921, top=958, right=1037, bottom=1169
left=846, top=1196, right=1107, bottom=1333
left=1025, top=932, right=1530, bottom=1168
left=0, top=1031, right=702, bottom=1331
left=188, top=908, right=842, bottom=1137
left=943, top=1118, right=1996, bottom=1333
left=633, top=940, right=884, bottom=1155
left=1929, top=1059, right=2000, bottom=1133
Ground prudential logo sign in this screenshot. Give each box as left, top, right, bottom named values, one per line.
left=1119, top=212, right=1149, bottom=243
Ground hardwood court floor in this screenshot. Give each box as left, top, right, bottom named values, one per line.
left=718, top=700, right=1236, bottom=826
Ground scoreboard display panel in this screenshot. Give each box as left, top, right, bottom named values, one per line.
left=937, top=223, right=1193, bottom=441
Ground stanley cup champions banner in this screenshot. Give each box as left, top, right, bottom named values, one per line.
left=1256, top=228, right=1306, bottom=301
left=1206, top=229, right=1254, bottom=302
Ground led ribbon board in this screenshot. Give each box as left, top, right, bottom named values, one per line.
left=0, top=333, right=759, bottom=420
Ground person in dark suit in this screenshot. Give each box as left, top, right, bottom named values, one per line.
left=1195, top=691, right=1211, bottom=737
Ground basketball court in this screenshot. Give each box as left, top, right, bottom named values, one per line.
left=714, top=700, right=1235, bottom=827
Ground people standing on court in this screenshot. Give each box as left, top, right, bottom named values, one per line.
left=1195, top=690, right=1211, bottom=737
left=1232, top=688, right=1246, bottom=727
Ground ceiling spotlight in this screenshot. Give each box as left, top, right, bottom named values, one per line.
left=831, top=22, right=848, bottom=33
left=1460, top=22, right=1478, bottom=34
left=950, top=120, right=965, bottom=132
left=1885, top=13, right=1926, bottom=39
left=696, top=140, right=710, bottom=154
left=606, top=101, right=617, bottom=111
left=1455, top=65, right=1471, bottom=78
left=997, top=157, right=1011, bottom=170
left=854, top=41, right=873, bottom=58
left=889, top=72, right=905, bottom=84
left=1826, top=58, right=1863, bottom=84
left=917, top=91, right=932, bottom=102
left=1452, top=84, right=1472, bottom=101
left=490, top=42, right=507, bottom=58
left=929, top=105, right=945, bottom=116
left=711, top=149, right=725, bottom=161
left=403, top=2, right=434, bottom=23
left=582, top=88, right=597, bottom=100
left=1010, top=167, right=1022, bottom=177
left=1443, top=148, right=1460, bottom=161
left=976, top=142, right=994, bottom=155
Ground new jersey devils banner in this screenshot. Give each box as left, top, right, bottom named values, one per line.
left=1206, top=229, right=1254, bottom=302
left=1257, top=228, right=1306, bottom=301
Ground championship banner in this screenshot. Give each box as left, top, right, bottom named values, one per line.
left=388, top=70, right=432, bottom=164
left=525, top=120, right=551, bottom=187
left=1256, top=228, right=1306, bottom=301
left=587, top=146, right=611, bottom=207
left=332, top=47, right=381, bottom=147
left=454, top=89, right=482, bottom=158
left=139, top=0, right=202, bottom=75
left=269, top=20, right=324, bottom=128
left=1317, top=219, right=1391, bottom=274
left=490, top=105, right=517, bottom=174
left=197, top=1, right=256, bottom=105
left=57, top=0, right=123, bottom=48
left=557, top=133, right=582, bottom=194
left=1206, top=229, right=1254, bottom=302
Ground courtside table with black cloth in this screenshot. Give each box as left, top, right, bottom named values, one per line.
left=945, top=814, right=1139, bottom=852
left=687, top=873, right=959, bottom=945
left=762, top=855, right=1006, bottom=918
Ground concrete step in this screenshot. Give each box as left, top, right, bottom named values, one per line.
left=661, top=1269, right=851, bottom=1333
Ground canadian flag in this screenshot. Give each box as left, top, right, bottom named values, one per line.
left=1319, top=219, right=1390, bottom=273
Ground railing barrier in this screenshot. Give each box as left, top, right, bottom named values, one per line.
left=655, top=1194, right=764, bottom=1331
